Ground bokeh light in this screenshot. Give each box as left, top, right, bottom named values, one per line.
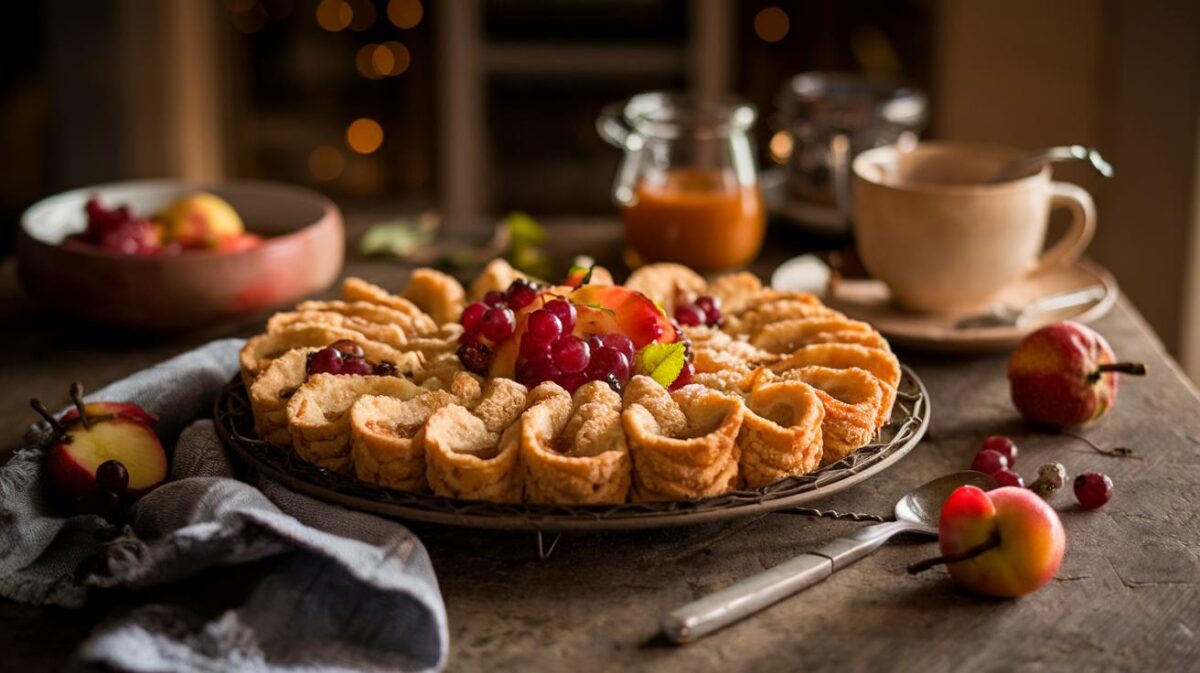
left=356, top=44, right=382, bottom=79
left=346, top=118, right=384, bottom=154
left=309, top=146, right=345, bottom=181
left=769, top=131, right=794, bottom=164
left=348, top=0, right=376, bottom=31
left=387, top=0, right=423, bottom=29
left=380, top=41, right=410, bottom=76
left=754, top=7, right=790, bottom=43
left=316, top=0, right=352, bottom=31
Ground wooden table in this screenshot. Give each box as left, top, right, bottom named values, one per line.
left=3, top=223, right=1199, bottom=672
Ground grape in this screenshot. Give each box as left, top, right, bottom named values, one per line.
left=506, top=279, right=539, bottom=310
left=460, top=302, right=488, bottom=333
left=558, top=372, right=587, bottom=394
left=674, top=303, right=706, bottom=327
left=594, top=333, right=635, bottom=361
left=483, top=291, right=507, bottom=308
left=76, top=488, right=122, bottom=521
left=520, top=334, right=551, bottom=360
left=307, top=348, right=343, bottom=375
left=457, top=341, right=492, bottom=375
left=981, top=435, right=1018, bottom=466
left=970, top=449, right=1009, bottom=475
left=695, top=295, right=720, bottom=313
left=328, top=339, right=364, bottom=359
left=669, top=361, right=695, bottom=390
left=458, top=331, right=480, bottom=346
left=551, top=336, right=590, bottom=374
left=1074, top=472, right=1112, bottom=509
left=374, top=361, right=398, bottom=376
left=518, top=354, right=560, bottom=387
left=525, top=309, right=563, bottom=349
left=481, top=307, right=516, bottom=342
left=96, top=460, right=129, bottom=494
left=992, top=469, right=1025, bottom=488
left=586, top=347, right=630, bottom=383
left=544, top=299, right=577, bottom=334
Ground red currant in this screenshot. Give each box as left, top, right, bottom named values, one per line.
left=340, top=356, right=375, bottom=376
left=518, top=354, right=559, bottom=388
left=505, top=279, right=539, bottom=310
left=992, top=469, right=1025, bottom=488
left=586, top=347, right=630, bottom=384
left=460, top=301, right=488, bottom=333
left=695, top=295, right=721, bottom=325
left=970, top=449, right=1009, bottom=475
left=594, top=333, right=634, bottom=361
left=544, top=299, right=577, bottom=334
left=674, top=303, right=706, bottom=327
left=96, top=460, right=129, bottom=494
left=551, top=335, right=590, bottom=374
left=483, top=291, right=507, bottom=308
left=525, top=309, right=563, bottom=349
left=481, top=307, right=516, bottom=342
left=1074, top=472, right=1113, bottom=509
left=558, top=372, right=588, bottom=394
left=981, top=435, right=1018, bottom=466
left=328, top=339, right=364, bottom=359
left=307, top=348, right=343, bottom=376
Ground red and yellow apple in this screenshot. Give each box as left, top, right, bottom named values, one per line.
left=937, top=485, right=1065, bottom=598
left=1007, top=321, right=1145, bottom=427
left=155, top=193, right=245, bottom=249
left=59, top=401, right=158, bottom=427
left=47, top=406, right=167, bottom=503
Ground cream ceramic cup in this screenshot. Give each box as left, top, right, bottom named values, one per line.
left=852, top=142, right=1095, bottom=313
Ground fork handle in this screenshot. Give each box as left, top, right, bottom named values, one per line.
left=660, top=521, right=911, bottom=644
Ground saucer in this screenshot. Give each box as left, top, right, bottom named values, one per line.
left=776, top=258, right=1118, bottom=353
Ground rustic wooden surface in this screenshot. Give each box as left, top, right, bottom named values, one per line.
left=2, top=222, right=1199, bottom=672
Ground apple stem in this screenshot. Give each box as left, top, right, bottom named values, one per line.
left=1059, top=429, right=1138, bottom=459
left=29, top=398, right=64, bottom=433
left=906, top=532, right=1001, bottom=575
left=69, top=381, right=91, bottom=429
left=1088, top=362, right=1147, bottom=382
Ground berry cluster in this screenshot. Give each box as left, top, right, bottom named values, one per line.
left=457, top=279, right=539, bottom=374
left=971, top=435, right=1113, bottom=509
left=673, top=295, right=722, bottom=328
left=76, top=460, right=130, bottom=522
left=69, top=197, right=172, bottom=256
left=306, top=339, right=398, bottom=377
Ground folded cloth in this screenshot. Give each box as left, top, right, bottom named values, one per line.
left=0, top=338, right=448, bottom=673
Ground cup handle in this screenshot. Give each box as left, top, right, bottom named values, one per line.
left=1033, top=182, right=1095, bottom=272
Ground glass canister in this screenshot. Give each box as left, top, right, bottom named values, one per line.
left=597, top=93, right=765, bottom=271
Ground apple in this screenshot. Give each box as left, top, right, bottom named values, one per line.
left=155, top=192, right=245, bottom=249
left=46, top=417, right=167, bottom=502
left=59, top=401, right=158, bottom=427
left=1007, top=321, right=1145, bottom=427
left=926, top=485, right=1065, bottom=598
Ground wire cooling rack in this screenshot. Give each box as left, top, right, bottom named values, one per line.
left=214, top=366, right=929, bottom=532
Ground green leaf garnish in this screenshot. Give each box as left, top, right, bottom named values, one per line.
left=635, top=342, right=687, bottom=388
left=359, top=219, right=435, bottom=256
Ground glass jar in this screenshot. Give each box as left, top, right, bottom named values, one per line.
left=597, top=93, right=765, bottom=271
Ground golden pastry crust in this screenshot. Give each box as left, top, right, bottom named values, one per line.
left=799, top=329, right=892, bottom=352
left=402, top=268, right=466, bottom=325
left=707, top=272, right=763, bottom=315
left=684, top=327, right=779, bottom=367
left=750, top=317, right=876, bottom=355
left=737, top=380, right=825, bottom=488
left=624, top=263, right=708, bottom=314
left=778, top=366, right=883, bottom=465
left=468, top=258, right=526, bottom=301
left=266, top=310, right=409, bottom=349
left=294, top=300, right=439, bottom=337
left=772, top=343, right=900, bottom=428
left=401, top=323, right=465, bottom=361
left=342, top=277, right=430, bottom=319
left=521, top=382, right=632, bottom=505
left=622, top=377, right=744, bottom=500
left=724, top=300, right=843, bottom=336
left=239, top=325, right=415, bottom=388
left=249, top=347, right=319, bottom=446
left=350, top=389, right=458, bottom=491
left=287, top=374, right=424, bottom=472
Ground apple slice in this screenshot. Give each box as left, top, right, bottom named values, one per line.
left=60, top=401, right=157, bottom=427
left=568, top=285, right=677, bottom=348
left=47, top=418, right=168, bottom=501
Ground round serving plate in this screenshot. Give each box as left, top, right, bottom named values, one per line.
left=215, top=366, right=930, bottom=532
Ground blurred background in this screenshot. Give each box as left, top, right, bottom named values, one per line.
left=1, top=0, right=1198, bottom=377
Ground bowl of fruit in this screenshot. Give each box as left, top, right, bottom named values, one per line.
left=16, top=179, right=344, bottom=329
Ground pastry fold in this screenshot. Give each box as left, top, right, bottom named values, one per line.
left=623, top=263, right=708, bottom=315
left=402, top=268, right=466, bottom=326
left=249, top=347, right=318, bottom=446
left=424, top=379, right=532, bottom=501
left=622, top=377, right=744, bottom=500
left=773, top=343, right=901, bottom=427
left=779, top=366, right=883, bottom=465
left=737, top=379, right=825, bottom=488
left=286, top=374, right=423, bottom=472
left=239, top=324, right=414, bottom=387
left=751, top=317, right=876, bottom=355
left=522, top=382, right=632, bottom=505
left=350, top=389, right=458, bottom=491
left=294, top=299, right=438, bottom=337
left=724, top=299, right=841, bottom=336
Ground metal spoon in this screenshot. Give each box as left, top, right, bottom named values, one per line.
left=661, top=471, right=997, bottom=644
left=987, top=145, right=1113, bottom=183
left=954, top=284, right=1108, bottom=330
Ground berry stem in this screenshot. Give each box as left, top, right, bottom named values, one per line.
left=1088, top=361, right=1146, bottom=382
left=1058, top=429, right=1138, bottom=459
left=69, top=381, right=91, bottom=429
left=907, top=532, right=1000, bottom=574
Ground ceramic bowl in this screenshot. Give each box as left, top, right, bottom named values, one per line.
left=16, top=179, right=344, bottom=329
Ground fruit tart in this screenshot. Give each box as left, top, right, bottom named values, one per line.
left=237, top=260, right=906, bottom=504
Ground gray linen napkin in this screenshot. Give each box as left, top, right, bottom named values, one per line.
left=0, top=338, right=448, bottom=673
